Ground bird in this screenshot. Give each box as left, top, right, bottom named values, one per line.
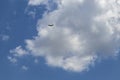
left=48, top=24, right=54, bottom=26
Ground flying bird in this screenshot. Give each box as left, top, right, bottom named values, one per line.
left=48, top=24, right=54, bottom=26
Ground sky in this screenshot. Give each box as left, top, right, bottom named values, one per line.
left=0, top=0, right=120, bottom=80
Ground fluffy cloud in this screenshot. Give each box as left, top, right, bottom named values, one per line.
left=11, top=0, right=120, bottom=72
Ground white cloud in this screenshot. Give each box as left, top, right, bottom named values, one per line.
left=28, top=0, right=49, bottom=6
left=34, top=59, right=39, bottom=63
left=28, top=0, right=58, bottom=11
left=22, top=65, right=28, bottom=71
left=11, top=0, right=120, bottom=72
left=0, top=34, right=9, bottom=41
left=10, top=46, right=28, bottom=57
left=28, top=0, right=44, bottom=5
left=7, top=56, right=17, bottom=63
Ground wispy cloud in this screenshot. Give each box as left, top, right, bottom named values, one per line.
left=10, top=46, right=28, bottom=57
left=0, top=34, right=10, bottom=41
left=22, top=65, right=28, bottom=71
left=7, top=56, right=17, bottom=63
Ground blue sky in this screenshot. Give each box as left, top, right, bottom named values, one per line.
left=0, top=0, right=120, bottom=80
